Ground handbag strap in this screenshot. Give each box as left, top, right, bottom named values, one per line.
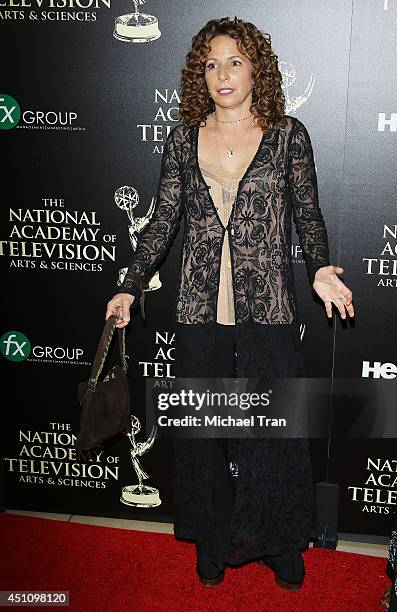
left=87, top=315, right=128, bottom=393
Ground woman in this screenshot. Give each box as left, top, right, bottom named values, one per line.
left=382, top=518, right=397, bottom=611
left=106, top=17, right=354, bottom=588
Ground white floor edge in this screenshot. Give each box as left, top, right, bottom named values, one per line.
left=5, top=508, right=389, bottom=560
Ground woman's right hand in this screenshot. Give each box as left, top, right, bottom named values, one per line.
left=106, top=293, right=135, bottom=328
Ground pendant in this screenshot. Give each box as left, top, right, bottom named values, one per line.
left=227, top=150, right=234, bottom=157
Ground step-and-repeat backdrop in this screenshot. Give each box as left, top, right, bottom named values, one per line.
left=1, top=0, right=396, bottom=538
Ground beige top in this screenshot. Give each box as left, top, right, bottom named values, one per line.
left=200, top=162, right=245, bottom=325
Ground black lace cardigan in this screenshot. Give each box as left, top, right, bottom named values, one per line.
left=118, top=114, right=330, bottom=325
left=118, top=116, right=332, bottom=562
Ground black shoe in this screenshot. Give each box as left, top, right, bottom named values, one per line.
left=259, top=549, right=305, bottom=591
left=196, top=566, right=225, bottom=587
left=196, top=543, right=225, bottom=587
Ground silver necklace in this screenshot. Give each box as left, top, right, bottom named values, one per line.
left=211, top=113, right=256, bottom=198
left=211, top=116, right=255, bottom=270
left=213, top=113, right=252, bottom=124
left=212, top=112, right=255, bottom=158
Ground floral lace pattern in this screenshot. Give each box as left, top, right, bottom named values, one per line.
left=172, top=320, right=314, bottom=565
left=388, top=529, right=397, bottom=603
left=119, top=115, right=330, bottom=324
left=119, top=115, right=331, bottom=566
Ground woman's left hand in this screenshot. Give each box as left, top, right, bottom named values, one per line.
left=312, top=265, right=355, bottom=320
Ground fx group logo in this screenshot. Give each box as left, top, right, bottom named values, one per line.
left=0, top=93, right=84, bottom=132
left=0, top=94, right=21, bottom=130
left=0, top=330, right=89, bottom=365
left=0, top=331, right=31, bottom=362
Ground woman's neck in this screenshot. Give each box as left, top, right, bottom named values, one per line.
left=212, top=108, right=254, bottom=123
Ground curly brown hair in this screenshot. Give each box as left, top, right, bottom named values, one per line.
left=178, top=17, right=286, bottom=132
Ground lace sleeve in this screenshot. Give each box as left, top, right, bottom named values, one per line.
left=288, top=118, right=330, bottom=285
left=118, top=127, right=183, bottom=303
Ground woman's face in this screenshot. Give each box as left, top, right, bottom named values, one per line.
left=204, top=34, right=255, bottom=111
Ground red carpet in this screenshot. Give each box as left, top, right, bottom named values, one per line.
left=0, top=513, right=390, bottom=611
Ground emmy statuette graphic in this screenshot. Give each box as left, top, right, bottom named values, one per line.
left=114, top=185, right=162, bottom=291
left=280, top=61, right=315, bottom=113
left=120, top=415, right=161, bottom=507
left=113, top=0, right=161, bottom=43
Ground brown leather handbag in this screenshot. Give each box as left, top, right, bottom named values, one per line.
left=76, top=315, right=131, bottom=452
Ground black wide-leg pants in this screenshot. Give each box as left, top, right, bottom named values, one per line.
left=196, top=322, right=237, bottom=575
